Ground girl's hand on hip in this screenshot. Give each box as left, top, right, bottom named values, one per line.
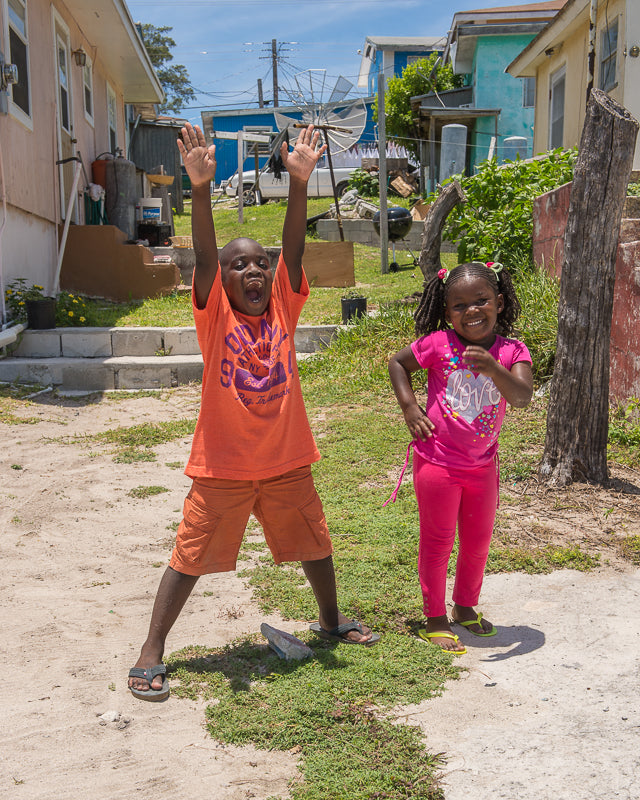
left=403, top=404, right=435, bottom=441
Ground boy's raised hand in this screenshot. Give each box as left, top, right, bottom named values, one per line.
left=281, top=125, right=327, bottom=185
left=177, top=123, right=216, bottom=187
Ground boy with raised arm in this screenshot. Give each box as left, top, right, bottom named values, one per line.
left=128, top=123, right=378, bottom=700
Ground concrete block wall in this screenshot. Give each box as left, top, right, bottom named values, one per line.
left=9, top=325, right=335, bottom=359
left=0, top=325, right=340, bottom=391
left=316, top=218, right=423, bottom=250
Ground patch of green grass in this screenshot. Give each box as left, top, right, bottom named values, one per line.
left=0, top=384, right=43, bottom=425
left=513, top=266, right=559, bottom=382
left=620, top=535, right=640, bottom=565
left=486, top=544, right=599, bottom=573
left=168, top=633, right=455, bottom=800
left=498, top=398, right=547, bottom=481
left=127, top=485, right=169, bottom=499
left=88, top=418, right=196, bottom=462
left=608, top=398, right=640, bottom=467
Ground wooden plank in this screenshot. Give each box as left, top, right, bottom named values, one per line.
left=303, top=241, right=355, bottom=287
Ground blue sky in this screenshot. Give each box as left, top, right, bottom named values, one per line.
left=126, top=0, right=542, bottom=125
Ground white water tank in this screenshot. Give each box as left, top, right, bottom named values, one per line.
left=502, top=136, right=528, bottom=162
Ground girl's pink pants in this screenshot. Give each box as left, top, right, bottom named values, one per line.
left=413, top=454, right=498, bottom=618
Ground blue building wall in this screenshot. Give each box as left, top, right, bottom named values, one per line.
left=366, top=49, right=441, bottom=96
left=203, top=101, right=377, bottom=182
left=469, top=34, right=537, bottom=170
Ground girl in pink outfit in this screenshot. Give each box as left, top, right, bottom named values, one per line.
left=388, top=262, right=533, bottom=654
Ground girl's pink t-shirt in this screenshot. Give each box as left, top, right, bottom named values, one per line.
left=410, top=329, right=531, bottom=469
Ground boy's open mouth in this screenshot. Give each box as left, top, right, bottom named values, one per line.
left=245, top=282, right=264, bottom=304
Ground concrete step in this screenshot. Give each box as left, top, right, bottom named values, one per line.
left=0, top=325, right=338, bottom=390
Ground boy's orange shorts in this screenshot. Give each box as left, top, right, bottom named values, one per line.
left=169, top=465, right=333, bottom=576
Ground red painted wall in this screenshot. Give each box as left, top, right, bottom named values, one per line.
left=533, top=183, right=640, bottom=402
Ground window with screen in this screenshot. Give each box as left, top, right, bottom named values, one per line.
left=523, top=76, right=536, bottom=108
left=83, top=61, right=93, bottom=123
left=8, top=0, right=30, bottom=117
left=107, top=83, right=117, bottom=153
left=600, top=19, right=618, bottom=92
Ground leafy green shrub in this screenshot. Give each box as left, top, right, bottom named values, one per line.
left=5, top=279, right=50, bottom=320
left=347, top=167, right=379, bottom=197
left=435, top=148, right=577, bottom=273
left=377, top=53, right=464, bottom=158
left=55, top=291, right=91, bottom=326
left=5, top=279, right=92, bottom=326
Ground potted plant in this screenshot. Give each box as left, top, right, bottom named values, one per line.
left=341, top=288, right=367, bottom=324
left=5, top=279, right=56, bottom=329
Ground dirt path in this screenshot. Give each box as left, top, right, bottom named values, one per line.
left=1, top=388, right=300, bottom=799
left=1, top=386, right=638, bottom=799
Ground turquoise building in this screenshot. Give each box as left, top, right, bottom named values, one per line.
left=443, top=1, right=566, bottom=172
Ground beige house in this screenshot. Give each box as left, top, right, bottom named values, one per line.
left=507, top=0, right=640, bottom=168
left=0, top=0, right=163, bottom=301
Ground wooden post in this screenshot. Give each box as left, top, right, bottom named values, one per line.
left=539, top=89, right=639, bottom=487
left=417, top=179, right=465, bottom=280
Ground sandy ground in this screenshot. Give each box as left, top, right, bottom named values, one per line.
left=1, top=386, right=638, bottom=799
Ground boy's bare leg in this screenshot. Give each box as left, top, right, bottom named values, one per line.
left=128, top=566, right=199, bottom=692
left=301, top=555, right=373, bottom=643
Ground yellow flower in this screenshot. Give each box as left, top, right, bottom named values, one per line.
left=34, top=285, right=44, bottom=290
left=68, top=310, right=74, bottom=317
left=79, top=316, right=86, bottom=323
left=19, top=301, right=25, bottom=306
left=69, top=294, right=74, bottom=298
left=73, top=299, right=78, bottom=304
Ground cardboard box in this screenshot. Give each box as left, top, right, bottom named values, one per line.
left=410, top=201, right=430, bottom=221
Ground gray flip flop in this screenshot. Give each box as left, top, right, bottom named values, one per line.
left=309, top=620, right=380, bottom=645
left=128, top=664, right=170, bottom=701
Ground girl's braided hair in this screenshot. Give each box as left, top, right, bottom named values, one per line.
left=414, top=261, right=521, bottom=338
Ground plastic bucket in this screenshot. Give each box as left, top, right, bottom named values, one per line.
left=137, top=198, right=163, bottom=222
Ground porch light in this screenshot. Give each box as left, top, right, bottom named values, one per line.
left=72, top=48, right=87, bottom=67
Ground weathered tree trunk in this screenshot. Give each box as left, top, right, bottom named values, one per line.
left=418, top=180, right=465, bottom=279
left=539, top=89, right=639, bottom=487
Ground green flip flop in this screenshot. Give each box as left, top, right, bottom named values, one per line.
left=418, top=629, right=467, bottom=655
left=455, top=612, right=497, bottom=637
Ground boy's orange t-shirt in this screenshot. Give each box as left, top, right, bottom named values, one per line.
left=186, top=253, right=320, bottom=480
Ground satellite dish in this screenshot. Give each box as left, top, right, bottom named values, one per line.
left=277, top=69, right=367, bottom=240
left=277, top=69, right=367, bottom=154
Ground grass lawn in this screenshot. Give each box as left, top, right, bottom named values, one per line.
left=84, top=197, right=435, bottom=327
left=29, top=197, right=637, bottom=799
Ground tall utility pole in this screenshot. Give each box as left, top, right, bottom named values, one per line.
left=271, top=39, right=279, bottom=107
left=257, top=78, right=264, bottom=108
left=378, top=71, right=389, bottom=274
